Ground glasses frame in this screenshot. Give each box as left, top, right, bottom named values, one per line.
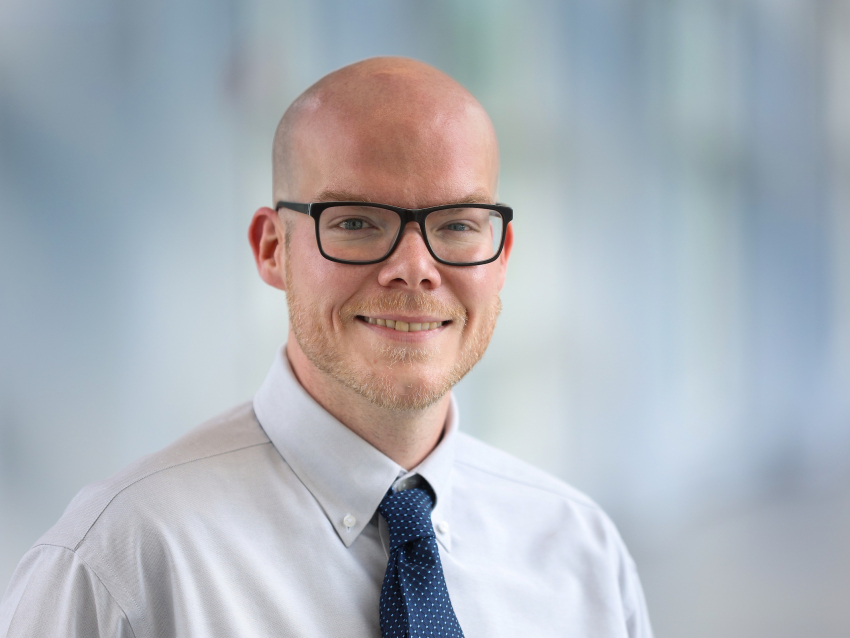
left=275, top=200, right=513, bottom=266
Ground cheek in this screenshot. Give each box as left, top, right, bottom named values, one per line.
left=289, top=240, right=373, bottom=317
left=288, top=229, right=331, bottom=287
left=451, top=266, right=502, bottom=316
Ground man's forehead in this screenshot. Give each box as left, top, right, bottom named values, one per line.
left=273, top=57, right=498, bottom=203
left=310, top=188, right=495, bottom=206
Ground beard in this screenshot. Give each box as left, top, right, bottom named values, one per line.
left=284, top=261, right=501, bottom=412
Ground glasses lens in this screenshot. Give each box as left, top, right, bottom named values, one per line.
left=424, top=207, right=505, bottom=264
left=317, top=205, right=402, bottom=262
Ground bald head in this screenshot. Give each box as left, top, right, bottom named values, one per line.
left=272, top=57, right=499, bottom=206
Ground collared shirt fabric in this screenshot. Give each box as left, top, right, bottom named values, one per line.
left=0, top=349, right=653, bottom=638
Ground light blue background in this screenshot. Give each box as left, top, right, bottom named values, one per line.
left=2, top=1, right=849, bottom=635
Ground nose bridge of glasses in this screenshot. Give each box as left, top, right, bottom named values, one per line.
left=394, top=218, right=431, bottom=255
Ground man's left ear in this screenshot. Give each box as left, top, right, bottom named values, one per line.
left=497, top=222, right=513, bottom=290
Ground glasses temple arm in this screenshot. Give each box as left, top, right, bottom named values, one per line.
left=275, top=201, right=311, bottom=215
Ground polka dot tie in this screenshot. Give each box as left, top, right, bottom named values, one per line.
left=378, top=487, right=464, bottom=638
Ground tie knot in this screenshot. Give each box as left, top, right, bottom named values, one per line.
left=378, top=486, right=436, bottom=551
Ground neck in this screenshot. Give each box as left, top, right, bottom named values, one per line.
left=285, top=338, right=450, bottom=470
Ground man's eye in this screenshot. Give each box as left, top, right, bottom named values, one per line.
left=444, top=222, right=470, bottom=232
left=339, top=218, right=367, bottom=230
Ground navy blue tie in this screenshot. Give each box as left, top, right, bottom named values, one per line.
left=378, top=486, right=464, bottom=638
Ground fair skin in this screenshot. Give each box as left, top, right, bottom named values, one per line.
left=249, top=58, right=513, bottom=469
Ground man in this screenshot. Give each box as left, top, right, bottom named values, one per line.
left=0, top=57, right=652, bottom=637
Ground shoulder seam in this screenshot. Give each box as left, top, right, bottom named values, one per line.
left=73, top=440, right=271, bottom=551
left=454, top=458, right=602, bottom=513
left=9, top=544, right=139, bottom=638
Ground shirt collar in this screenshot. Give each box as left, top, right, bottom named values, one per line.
left=404, top=404, right=456, bottom=551
left=253, top=347, right=458, bottom=548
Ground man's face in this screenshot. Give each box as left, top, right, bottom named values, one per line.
left=281, top=100, right=511, bottom=411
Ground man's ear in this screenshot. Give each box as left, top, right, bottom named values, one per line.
left=248, top=207, right=287, bottom=291
left=496, top=222, right=514, bottom=290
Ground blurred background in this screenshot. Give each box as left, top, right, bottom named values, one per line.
left=2, top=0, right=849, bottom=635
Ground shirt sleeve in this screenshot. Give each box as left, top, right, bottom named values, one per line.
left=621, top=558, right=654, bottom=638
left=0, top=544, right=135, bottom=638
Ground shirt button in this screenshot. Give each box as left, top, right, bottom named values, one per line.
left=343, top=514, right=357, bottom=528
left=437, top=521, right=450, bottom=534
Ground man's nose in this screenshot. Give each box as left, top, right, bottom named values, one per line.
left=376, top=222, right=442, bottom=290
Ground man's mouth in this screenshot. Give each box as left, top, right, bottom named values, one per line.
left=357, top=316, right=449, bottom=333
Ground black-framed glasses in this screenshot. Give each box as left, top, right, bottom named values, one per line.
left=276, top=201, right=513, bottom=266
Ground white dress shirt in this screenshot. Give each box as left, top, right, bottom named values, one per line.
left=0, top=348, right=653, bottom=637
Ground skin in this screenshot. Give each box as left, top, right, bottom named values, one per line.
left=249, top=57, right=513, bottom=469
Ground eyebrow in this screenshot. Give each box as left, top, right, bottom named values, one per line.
left=312, top=189, right=494, bottom=206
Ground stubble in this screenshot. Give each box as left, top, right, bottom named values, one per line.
left=284, top=247, right=501, bottom=411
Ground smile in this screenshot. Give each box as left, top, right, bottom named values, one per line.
left=358, top=316, right=448, bottom=332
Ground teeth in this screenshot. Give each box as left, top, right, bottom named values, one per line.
left=362, top=317, right=444, bottom=332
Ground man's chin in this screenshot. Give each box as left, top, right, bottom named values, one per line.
left=342, top=366, right=452, bottom=412
left=372, top=342, right=437, bottom=365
